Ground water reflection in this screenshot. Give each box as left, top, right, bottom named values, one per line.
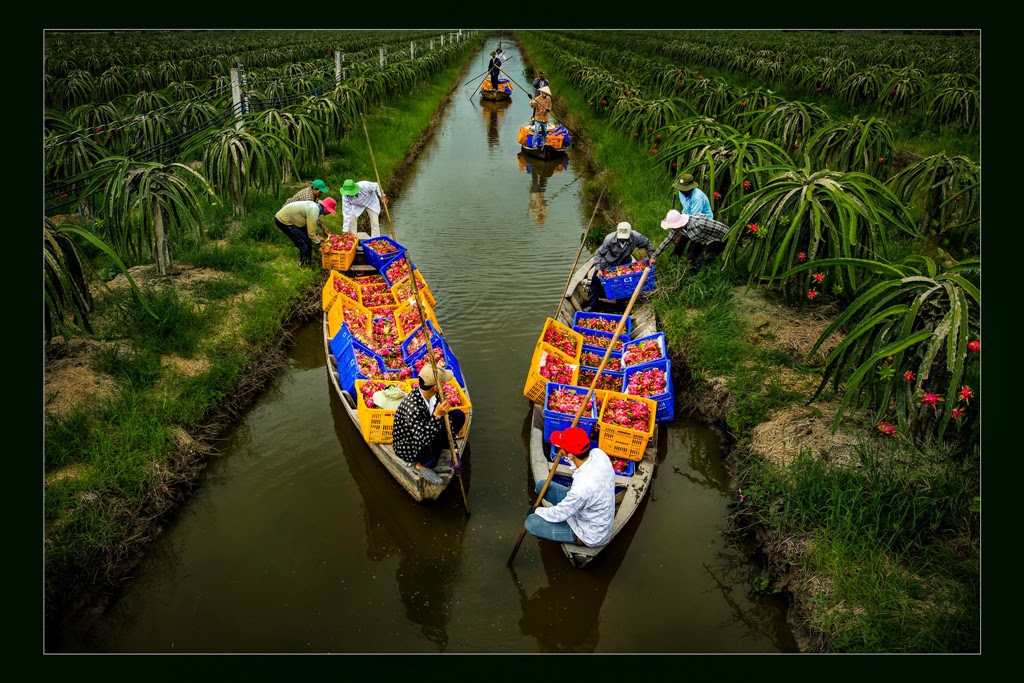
left=517, top=153, right=569, bottom=226
left=482, top=98, right=511, bottom=151
left=327, top=385, right=467, bottom=652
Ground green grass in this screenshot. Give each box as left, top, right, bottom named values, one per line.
left=740, top=442, right=980, bottom=652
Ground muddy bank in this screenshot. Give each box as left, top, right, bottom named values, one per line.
left=44, top=59, right=475, bottom=633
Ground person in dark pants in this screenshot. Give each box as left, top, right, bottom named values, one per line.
left=660, top=209, right=730, bottom=272
left=487, top=51, right=502, bottom=91
left=273, top=197, right=336, bottom=267
left=585, top=221, right=655, bottom=311
left=392, top=364, right=466, bottom=485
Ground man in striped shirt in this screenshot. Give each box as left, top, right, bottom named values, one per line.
left=660, top=209, right=730, bottom=272
left=285, top=178, right=330, bottom=205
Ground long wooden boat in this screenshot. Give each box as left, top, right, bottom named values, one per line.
left=481, top=89, right=511, bottom=102
left=527, top=260, right=658, bottom=567
left=323, top=258, right=472, bottom=502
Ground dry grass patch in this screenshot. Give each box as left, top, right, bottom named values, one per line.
left=750, top=402, right=879, bottom=468
left=44, top=346, right=119, bottom=419
left=731, top=285, right=843, bottom=364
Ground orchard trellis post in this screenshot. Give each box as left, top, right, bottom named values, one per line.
left=379, top=46, right=386, bottom=68
left=334, top=50, right=342, bottom=87
left=230, top=67, right=243, bottom=131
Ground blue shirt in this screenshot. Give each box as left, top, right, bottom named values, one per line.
left=677, top=188, right=714, bottom=219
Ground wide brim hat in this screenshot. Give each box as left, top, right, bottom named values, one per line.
left=311, top=179, right=329, bottom=194
left=539, top=86, right=552, bottom=96
left=319, top=197, right=337, bottom=214
left=673, top=173, right=698, bottom=192
left=615, top=221, right=632, bottom=238
left=340, top=179, right=360, bottom=196
left=550, top=426, right=591, bottom=456
left=660, top=209, right=690, bottom=230
left=371, top=384, right=409, bottom=411
left=418, top=363, right=454, bottom=387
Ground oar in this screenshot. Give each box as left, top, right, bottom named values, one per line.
left=499, top=66, right=581, bottom=140
left=506, top=231, right=676, bottom=568
left=361, top=115, right=471, bottom=516
left=463, top=70, right=489, bottom=86
left=553, top=186, right=605, bottom=321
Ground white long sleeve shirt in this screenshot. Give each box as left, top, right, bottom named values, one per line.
left=341, top=181, right=384, bottom=225
left=536, top=448, right=616, bottom=547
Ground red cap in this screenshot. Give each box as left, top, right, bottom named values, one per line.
left=550, top=426, right=591, bottom=456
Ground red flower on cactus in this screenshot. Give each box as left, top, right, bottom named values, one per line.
left=742, top=180, right=752, bottom=190
left=96, top=126, right=103, bottom=132
left=797, top=252, right=807, bottom=262
left=967, top=339, right=980, bottom=354
left=921, top=393, right=942, bottom=406
left=697, top=75, right=703, bottom=80
left=601, top=99, right=607, bottom=105
left=656, top=134, right=661, bottom=140
left=904, top=370, right=915, bottom=382
left=958, top=385, right=973, bottom=403
left=877, top=421, right=897, bottom=437
left=59, top=193, right=68, bottom=199
left=747, top=223, right=759, bottom=234
left=891, top=88, right=897, bottom=94
left=633, top=132, right=638, bottom=137
left=651, top=149, right=658, bottom=154
left=740, top=100, right=747, bottom=107
left=812, top=272, right=824, bottom=283
left=951, top=408, right=965, bottom=421
left=878, top=156, right=886, bottom=164
left=648, top=127, right=653, bottom=132
left=712, top=191, right=721, bottom=199
left=807, top=289, right=818, bottom=300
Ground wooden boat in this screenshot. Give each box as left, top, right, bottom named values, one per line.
left=323, top=258, right=472, bottom=502
left=527, top=260, right=659, bottom=567
left=520, top=143, right=566, bottom=160
left=481, top=89, right=511, bottom=102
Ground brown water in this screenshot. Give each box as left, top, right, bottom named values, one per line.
left=52, top=41, right=797, bottom=653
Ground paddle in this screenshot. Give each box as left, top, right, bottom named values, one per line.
left=505, top=231, right=676, bottom=568
left=360, top=114, right=471, bottom=517
left=498, top=66, right=581, bottom=141
left=463, top=70, right=490, bottom=86
left=553, top=186, right=605, bottom=322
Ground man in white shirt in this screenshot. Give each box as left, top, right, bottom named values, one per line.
left=525, top=426, right=616, bottom=547
left=339, top=178, right=388, bottom=237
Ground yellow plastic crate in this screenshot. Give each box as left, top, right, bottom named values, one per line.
left=535, top=317, right=583, bottom=361
left=597, top=391, right=656, bottom=461
left=322, top=271, right=361, bottom=312
left=326, top=293, right=367, bottom=339
left=524, top=343, right=580, bottom=405
left=320, top=237, right=358, bottom=271
left=395, top=299, right=442, bottom=340
left=440, top=380, right=472, bottom=438
left=392, top=271, right=436, bottom=308
left=354, top=379, right=413, bottom=444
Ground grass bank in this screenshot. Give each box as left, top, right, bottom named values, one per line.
left=517, top=32, right=980, bottom=653
left=43, top=51, right=477, bottom=625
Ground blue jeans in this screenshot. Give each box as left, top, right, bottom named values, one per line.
left=525, top=481, right=576, bottom=543
left=417, top=409, right=466, bottom=468
left=533, top=120, right=548, bottom=140
left=275, top=218, right=313, bottom=266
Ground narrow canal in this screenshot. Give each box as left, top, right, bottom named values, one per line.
left=54, top=39, right=798, bottom=653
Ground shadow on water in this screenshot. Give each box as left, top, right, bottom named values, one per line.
left=517, top=153, right=570, bottom=226
left=482, top=98, right=511, bottom=152
left=326, top=384, right=470, bottom=652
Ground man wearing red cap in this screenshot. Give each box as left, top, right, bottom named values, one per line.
left=525, top=426, right=616, bottom=547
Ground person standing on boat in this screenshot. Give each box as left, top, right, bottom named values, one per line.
left=393, top=364, right=466, bottom=486
left=524, top=426, right=615, bottom=548
left=530, top=86, right=553, bottom=143
left=660, top=209, right=730, bottom=272
left=273, top=197, right=335, bottom=268
left=532, top=71, right=550, bottom=97
left=584, top=221, right=655, bottom=312
left=487, top=51, right=502, bottom=91
left=339, top=178, right=387, bottom=238
left=495, top=47, right=510, bottom=66
left=284, top=178, right=330, bottom=205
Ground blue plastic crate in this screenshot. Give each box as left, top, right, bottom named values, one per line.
left=336, top=336, right=384, bottom=396
left=578, top=349, right=624, bottom=374
left=623, top=358, right=675, bottom=423
left=401, top=319, right=442, bottom=361
left=598, top=261, right=655, bottom=300
left=328, top=322, right=354, bottom=363
left=572, top=310, right=632, bottom=338
left=621, top=332, right=668, bottom=369
left=360, top=235, right=407, bottom=271
left=542, top=382, right=598, bottom=445
left=380, top=258, right=418, bottom=289
left=573, top=325, right=627, bottom=355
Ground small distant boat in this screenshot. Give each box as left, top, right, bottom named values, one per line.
left=518, top=123, right=571, bottom=160
left=480, top=76, right=513, bottom=101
